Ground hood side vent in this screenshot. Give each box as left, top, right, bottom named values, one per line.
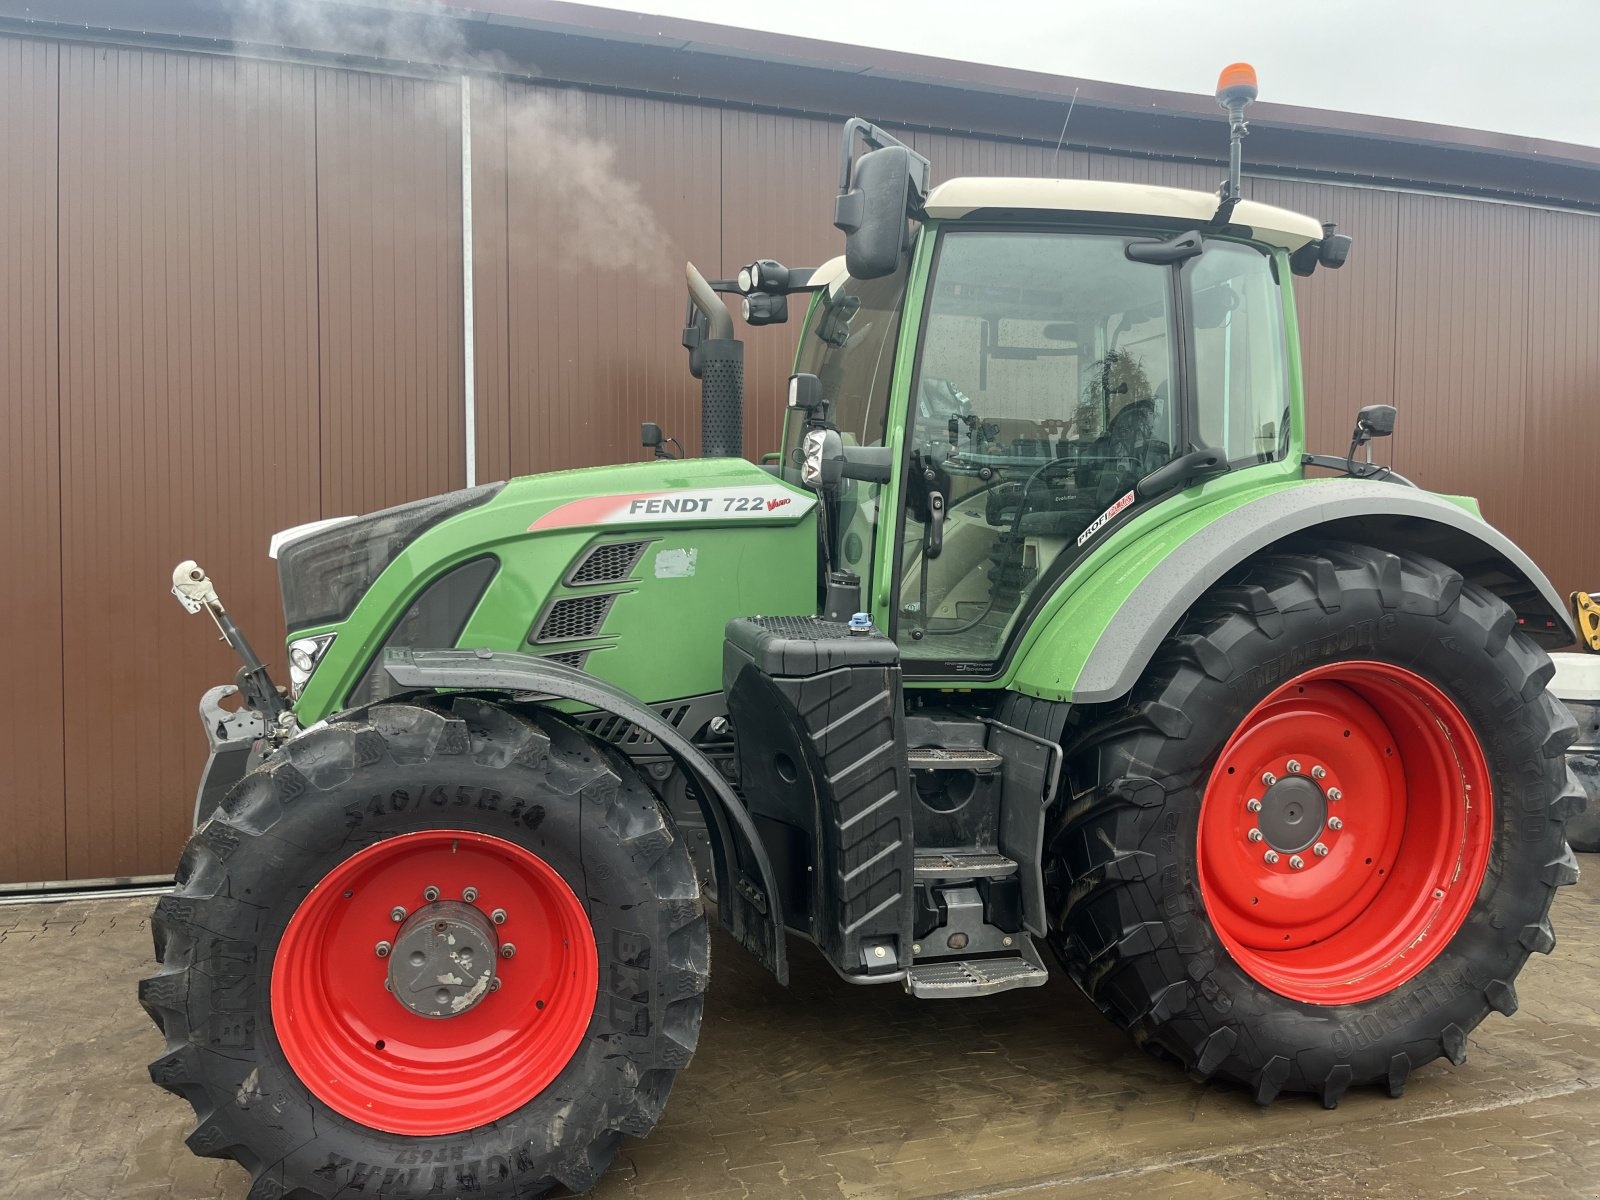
left=567, top=540, right=650, bottom=586
left=531, top=592, right=617, bottom=644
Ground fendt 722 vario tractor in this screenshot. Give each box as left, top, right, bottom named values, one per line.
left=145, top=66, right=1584, bottom=1198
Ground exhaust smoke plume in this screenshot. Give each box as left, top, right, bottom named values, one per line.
left=501, top=89, right=675, bottom=280
left=228, top=1, right=676, bottom=278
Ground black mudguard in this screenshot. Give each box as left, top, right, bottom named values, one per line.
left=384, top=647, right=789, bottom=984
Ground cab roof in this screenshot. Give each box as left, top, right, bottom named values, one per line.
left=922, top=178, right=1325, bottom=251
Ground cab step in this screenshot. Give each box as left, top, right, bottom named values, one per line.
left=906, top=747, right=1004, bottom=772
left=904, top=937, right=1049, bottom=999
left=913, top=850, right=1018, bottom=880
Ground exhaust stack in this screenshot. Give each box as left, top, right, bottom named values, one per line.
left=684, top=263, right=745, bottom=458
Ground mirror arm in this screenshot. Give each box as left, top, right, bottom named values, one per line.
left=1301, top=453, right=1415, bottom=487
left=838, top=446, right=893, bottom=485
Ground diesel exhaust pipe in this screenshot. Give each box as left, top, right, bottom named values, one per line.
left=683, top=262, right=744, bottom=458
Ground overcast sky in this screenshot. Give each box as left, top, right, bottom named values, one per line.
left=588, top=0, right=1600, bottom=149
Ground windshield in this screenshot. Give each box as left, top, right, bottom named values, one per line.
left=898, top=228, right=1287, bottom=669
left=782, top=259, right=909, bottom=588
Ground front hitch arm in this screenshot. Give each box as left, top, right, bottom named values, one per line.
left=171, top=561, right=288, bottom=722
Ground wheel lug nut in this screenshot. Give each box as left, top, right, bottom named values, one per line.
left=1264, top=850, right=1280, bottom=865
left=1289, top=855, right=1305, bottom=870
left=463, top=886, right=479, bottom=903
left=374, top=940, right=392, bottom=958
left=389, top=906, right=407, bottom=923
left=1311, top=765, right=1327, bottom=780
left=422, top=885, right=440, bottom=903
left=491, top=908, right=507, bottom=925
left=1262, top=772, right=1277, bottom=786
left=1248, top=828, right=1264, bottom=843
left=1246, top=798, right=1262, bottom=813
left=1328, top=816, right=1344, bottom=831
left=1327, top=788, right=1342, bottom=802
left=1313, top=842, right=1329, bottom=857
left=500, top=943, right=516, bottom=959
left=1286, top=759, right=1302, bottom=774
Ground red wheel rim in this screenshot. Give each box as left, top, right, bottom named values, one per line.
left=271, top=830, right=598, bottom=1135
left=1198, top=661, right=1492, bottom=1004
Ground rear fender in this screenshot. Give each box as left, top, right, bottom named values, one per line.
left=1016, top=479, right=1573, bottom=705
left=383, top=647, right=788, bottom=984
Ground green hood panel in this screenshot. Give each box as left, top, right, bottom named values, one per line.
left=292, top=459, right=819, bottom=722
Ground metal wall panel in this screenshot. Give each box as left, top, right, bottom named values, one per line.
left=1520, top=209, right=1600, bottom=604
left=720, top=111, right=839, bottom=460
left=0, top=37, right=66, bottom=884
left=501, top=87, right=720, bottom=472
left=56, top=45, right=322, bottom=879
left=1391, top=196, right=1531, bottom=506
left=315, top=69, right=465, bottom=514
left=1248, top=178, right=1402, bottom=468
left=470, top=76, right=513, bottom=485
left=8, top=34, right=1600, bottom=884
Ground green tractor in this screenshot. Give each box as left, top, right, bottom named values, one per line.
left=145, top=66, right=1582, bottom=1198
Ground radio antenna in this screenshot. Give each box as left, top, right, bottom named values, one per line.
left=1052, top=88, right=1080, bottom=175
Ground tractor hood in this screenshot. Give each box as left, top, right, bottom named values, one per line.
left=284, top=458, right=821, bottom=723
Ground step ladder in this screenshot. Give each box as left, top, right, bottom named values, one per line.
left=904, top=934, right=1049, bottom=999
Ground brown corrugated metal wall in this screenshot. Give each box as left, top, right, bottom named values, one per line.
left=2, top=29, right=1598, bottom=884
left=0, top=36, right=65, bottom=884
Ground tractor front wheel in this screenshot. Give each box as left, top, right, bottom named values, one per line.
left=1047, top=542, right=1582, bottom=1106
left=141, top=699, right=707, bottom=1198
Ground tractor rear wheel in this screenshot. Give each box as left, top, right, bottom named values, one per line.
left=141, top=698, right=707, bottom=1198
left=1046, top=542, right=1582, bottom=1106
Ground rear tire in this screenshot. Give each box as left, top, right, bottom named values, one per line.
left=141, top=697, right=708, bottom=1198
left=1045, top=542, right=1582, bottom=1105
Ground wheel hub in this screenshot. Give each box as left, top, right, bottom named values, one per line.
left=389, top=901, right=498, bottom=1018
left=271, top=829, right=599, bottom=1136
left=1257, top=775, right=1327, bottom=853
left=1198, top=661, right=1494, bottom=1004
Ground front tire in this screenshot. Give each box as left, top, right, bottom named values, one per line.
left=141, top=698, right=708, bottom=1198
left=1046, top=542, right=1582, bottom=1106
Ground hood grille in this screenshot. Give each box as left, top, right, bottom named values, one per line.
left=568, top=540, right=649, bottom=586
left=532, top=592, right=617, bottom=643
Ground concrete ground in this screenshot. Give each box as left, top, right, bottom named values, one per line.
left=2, top=876, right=1599, bottom=1200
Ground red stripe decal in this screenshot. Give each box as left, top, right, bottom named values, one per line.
left=528, top=493, right=660, bottom=531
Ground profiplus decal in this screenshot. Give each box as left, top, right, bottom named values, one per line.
left=529, top=486, right=816, bottom=531
left=1076, top=489, right=1136, bottom=548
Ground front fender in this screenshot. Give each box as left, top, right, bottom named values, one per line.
left=1015, top=478, right=1573, bottom=704
left=383, top=647, right=789, bottom=984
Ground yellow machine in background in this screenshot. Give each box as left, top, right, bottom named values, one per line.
left=1572, top=591, right=1600, bottom=652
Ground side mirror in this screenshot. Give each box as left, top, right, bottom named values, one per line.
left=834, top=144, right=921, bottom=280
left=788, top=373, right=827, bottom=420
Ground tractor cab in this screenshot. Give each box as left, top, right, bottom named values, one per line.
left=777, top=182, right=1325, bottom=679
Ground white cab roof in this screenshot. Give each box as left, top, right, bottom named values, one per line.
left=923, top=178, right=1324, bottom=251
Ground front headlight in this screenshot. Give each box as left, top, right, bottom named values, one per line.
left=801, top=428, right=843, bottom=490
left=287, top=633, right=337, bottom=700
